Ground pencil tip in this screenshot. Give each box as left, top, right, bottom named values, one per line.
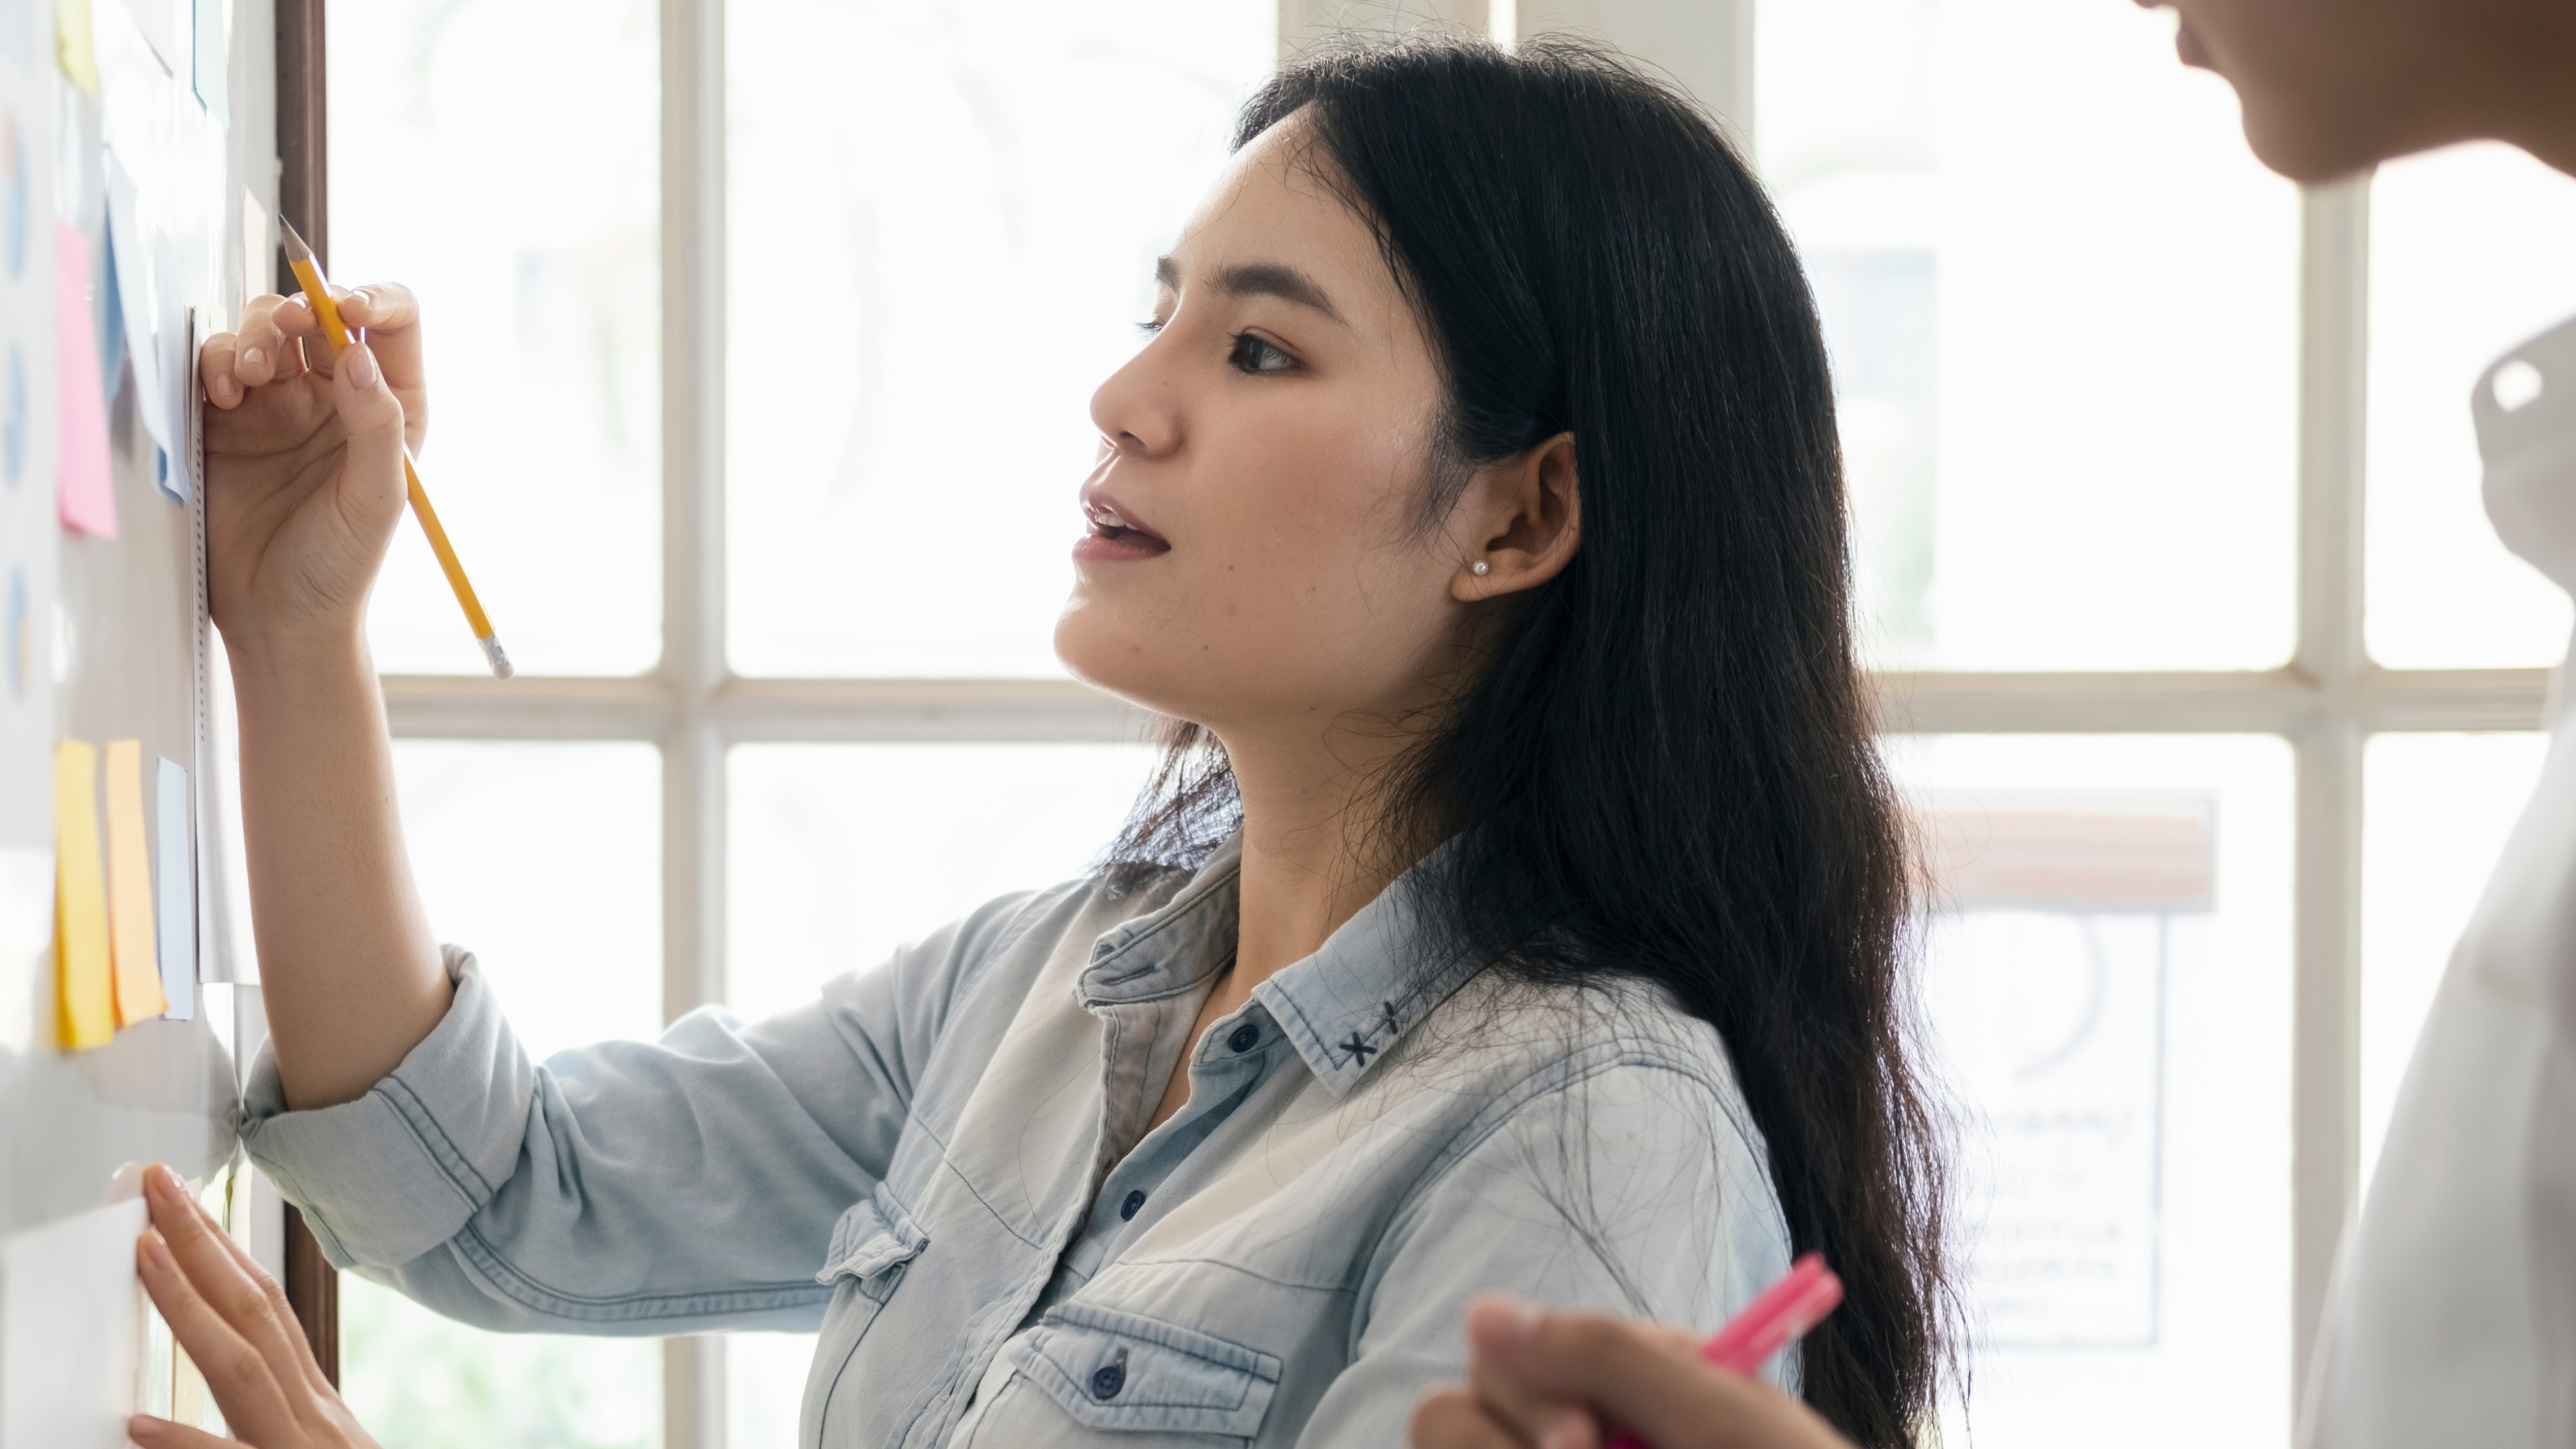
left=277, top=215, right=311, bottom=263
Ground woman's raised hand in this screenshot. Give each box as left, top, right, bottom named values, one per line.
left=128, top=1164, right=382, bottom=1449
left=1409, top=1296, right=1860, bottom=1449
left=195, top=285, right=427, bottom=651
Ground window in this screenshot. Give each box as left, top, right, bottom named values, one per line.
left=1760, top=0, right=2300, bottom=672
left=319, top=2, right=2565, bottom=1446
left=2364, top=144, right=2576, bottom=667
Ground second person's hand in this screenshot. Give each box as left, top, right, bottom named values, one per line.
left=1409, top=1296, right=1860, bottom=1449
left=195, top=284, right=427, bottom=653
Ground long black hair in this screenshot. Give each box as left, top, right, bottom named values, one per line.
left=1107, top=32, right=1951, bottom=1446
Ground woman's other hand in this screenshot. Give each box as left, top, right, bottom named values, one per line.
left=128, top=1164, right=382, bottom=1449
left=1408, top=1295, right=1860, bottom=1449
left=195, top=284, right=426, bottom=650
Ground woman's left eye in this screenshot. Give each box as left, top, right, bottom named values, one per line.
left=1228, top=333, right=1297, bottom=374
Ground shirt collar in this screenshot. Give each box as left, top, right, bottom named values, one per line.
left=1250, top=841, right=1481, bottom=1098
left=1075, top=837, right=1245, bottom=1007
left=1075, top=835, right=1483, bottom=1095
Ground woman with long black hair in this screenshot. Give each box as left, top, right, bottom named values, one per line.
left=148, top=31, right=1949, bottom=1449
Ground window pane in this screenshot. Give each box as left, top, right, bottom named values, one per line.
left=723, top=740, right=1161, bottom=1439
left=1892, top=735, right=2294, bottom=1447
left=341, top=741, right=665, bottom=1447
left=2365, top=145, right=2576, bottom=669
left=390, top=741, right=665, bottom=1055
left=329, top=0, right=661, bottom=677
left=726, top=741, right=1160, bottom=1022
left=724, top=1, right=1274, bottom=678
left=2359, top=733, right=2548, bottom=1189
left=727, top=1331, right=814, bottom=1449
left=337, top=1285, right=661, bottom=1449
left=1758, top=1, right=2299, bottom=671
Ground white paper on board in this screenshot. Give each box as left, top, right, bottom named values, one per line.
left=237, top=193, right=262, bottom=310
left=0, top=1197, right=150, bottom=1449
left=100, top=150, right=164, bottom=451
left=0, top=847, right=49, bottom=1060
left=119, top=0, right=184, bottom=77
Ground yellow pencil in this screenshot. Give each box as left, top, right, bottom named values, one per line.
left=277, top=217, right=512, bottom=679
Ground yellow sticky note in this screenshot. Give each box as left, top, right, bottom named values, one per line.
left=53, top=740, right=113, bottom=1051
left=105, top=740, right=168, bottom=1026
left=54, top=0, right=97, bottom=94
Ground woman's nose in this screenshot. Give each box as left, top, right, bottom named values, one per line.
left=1089, top=339, right=1183, bottom=459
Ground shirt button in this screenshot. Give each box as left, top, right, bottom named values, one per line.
left=1091, top=1356, right=1126, bottom=1399
left=1228, top=1022, right=1260, bottom=1053
left=1120, top=1189, right=1146, bottom=1221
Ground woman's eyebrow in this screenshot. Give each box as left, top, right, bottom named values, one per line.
left=1153, top=254, right=1346, bottom=325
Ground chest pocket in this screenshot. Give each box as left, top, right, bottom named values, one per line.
left=815, top=1186, right=928, bottom=1303
left=1002, top=1301, right=1281, bottom=1439
left=806, top=1186, right=929, bottom=1446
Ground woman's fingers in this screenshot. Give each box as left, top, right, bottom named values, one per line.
left=198, top=332, right=243, bottom=408
left=138, top=1167, right=382, bottom=1449
left=129, top=1413, right=255, bottom=1449
left=332, top=282, right=421, bottom=390
left=134, top=1226, right=296, bottom=1449
left=201, top=295, right=311, bottom=409
left=330, top=342, right=411, bottom=511
left=143, top=1167, right=328, bottom=1410
left=327, top=282, right=425, bottom=453
left=235, top=294, right=301, bottom=386
left=1410, top=1385, right=1540, bottom=1449
left=333, top=282, right=416, bottom=334
left=269, top=290, right=321, bottom=340
left=160, top=1166, right=339, bottom=1399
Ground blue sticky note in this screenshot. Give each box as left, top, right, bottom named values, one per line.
left=192, top=0, right=227, bottom=113
left=154, top=756, right=195, bottom=1021
left=97, top=226, right=123, bottom=399
left=192, top=0, right=227, bottom=114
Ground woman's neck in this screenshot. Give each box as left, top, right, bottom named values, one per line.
left=1215, top=718, right=1430, bottom=997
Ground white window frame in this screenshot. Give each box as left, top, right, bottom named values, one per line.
left=365, top=5, right=2553, bottom=1445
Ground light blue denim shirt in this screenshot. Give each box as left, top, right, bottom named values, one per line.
left=243, top=839, right=1794, bottom=1447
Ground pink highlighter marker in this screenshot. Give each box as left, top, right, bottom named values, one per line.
left=1602, top=1252, right=1844, bottom=1449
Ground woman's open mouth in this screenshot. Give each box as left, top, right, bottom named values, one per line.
left=1076, top=496, right=1172, bottom=561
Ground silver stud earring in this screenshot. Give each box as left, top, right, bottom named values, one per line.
left=1469, top=560, right=1490, bottom=577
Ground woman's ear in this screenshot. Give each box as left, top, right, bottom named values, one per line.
left=1450, top=432, right=1581, bottom=602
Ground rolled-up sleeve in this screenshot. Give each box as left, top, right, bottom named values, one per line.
left=241, top=889, right=1046, bottom=1335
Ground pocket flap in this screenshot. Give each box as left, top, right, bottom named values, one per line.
left=814, top=1186, right=927, bottom=1286
left=1005, top=1301, right=1281, bottom=1438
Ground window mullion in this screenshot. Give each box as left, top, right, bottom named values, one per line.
left=662, top=0, right=730, bottom=1445
left=2289, top=172, right=2371, bottom=1409
left=659, top=0, right=727, bottom=1026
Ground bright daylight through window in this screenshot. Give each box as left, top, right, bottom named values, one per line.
left=317, top=1, right=2573, bottom=1446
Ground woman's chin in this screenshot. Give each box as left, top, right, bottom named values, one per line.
left=1053, top=612, right=1171, bottom=709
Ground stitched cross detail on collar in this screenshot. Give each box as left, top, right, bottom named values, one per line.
left=1381, top=1001, right=1401, bottom=1036
left=1340, top=1032, right=1379, bottom=1067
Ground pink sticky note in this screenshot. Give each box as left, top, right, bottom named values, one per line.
left=55, top=221, right=114, bottom=539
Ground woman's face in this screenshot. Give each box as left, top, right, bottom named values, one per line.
left=1054, top=116, right=1529, bottom=749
